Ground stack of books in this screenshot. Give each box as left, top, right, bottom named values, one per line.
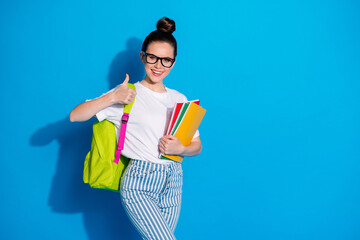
left=160, top=100, right=207, bottom=162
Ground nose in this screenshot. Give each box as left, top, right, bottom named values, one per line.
left=154, top=59, right=162, bottom=68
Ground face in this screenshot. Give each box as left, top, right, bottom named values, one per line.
left=140, top=41, right=176, bottom=85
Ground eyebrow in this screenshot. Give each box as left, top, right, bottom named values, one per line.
left=146, top=53, right=175, bottom=59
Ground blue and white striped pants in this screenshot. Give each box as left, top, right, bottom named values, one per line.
left=120, top=159, right=183, bottom=240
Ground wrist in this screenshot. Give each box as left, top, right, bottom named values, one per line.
left=179, top=145, right=187, bottom=155
left=105, top=91, right=117, bottom=105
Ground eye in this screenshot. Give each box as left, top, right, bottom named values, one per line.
left=148, top=55, right=157, bottom=60
left=163, top=58, right=172, bottom=64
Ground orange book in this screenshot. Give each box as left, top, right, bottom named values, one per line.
left=161, top=102, right=206, bottom=162
left=166, top=100, right=200, bottom=135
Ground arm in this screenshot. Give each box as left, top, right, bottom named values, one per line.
left=159, top=135, right=202, bottom=157
left=69, top=74, right=136, bottom=122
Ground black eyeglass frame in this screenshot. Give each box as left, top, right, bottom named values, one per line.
left=143, top=52, right=176, bottom=68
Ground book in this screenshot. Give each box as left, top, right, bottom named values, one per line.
left=166, top=102, right=184, bottom=135
left=166, top=100, right=200, bottom=135
left=161, top=101, right=206, bottom=162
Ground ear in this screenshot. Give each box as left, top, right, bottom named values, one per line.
left=140, top=52, right=145, bottom=64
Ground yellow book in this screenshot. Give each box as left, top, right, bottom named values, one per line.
left=162, top=102, right=207, bottom=162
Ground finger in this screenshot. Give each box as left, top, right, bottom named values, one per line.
left=162, top=142, right=169, bottom=151
left=160, top=139, right=167, bottom=145
left=166, top=135, right=177, bottom=141
left=122, top=73, right=129, bottom=85
left=130, top=92, right=136, bottom=99
left=159, top=144, right=166, bottom=153
left=163, top=135, right=172, bottom=140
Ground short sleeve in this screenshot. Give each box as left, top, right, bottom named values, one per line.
left=193, top=129, right=200, bottom=139
left=96, top=104, right=124, bottom=125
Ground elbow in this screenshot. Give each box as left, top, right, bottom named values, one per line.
left=69, top=109, right=93, bottom=122
left=69, top=110, right=78, bottom=122
left=190, top=137, right=202, bottom=156
left=197, top=143, right=203, bottom=155
left=191, top=142, right=202, bottom=156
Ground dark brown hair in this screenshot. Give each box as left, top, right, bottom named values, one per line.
left=142, top=17, right=177, bottom=58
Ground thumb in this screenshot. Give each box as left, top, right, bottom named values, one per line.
left=166, top=135, right=177, bottom=140
left=122, top=74, right=130, bottom=86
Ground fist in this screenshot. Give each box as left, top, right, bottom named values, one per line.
left=159, top=135, right=185, bottom=155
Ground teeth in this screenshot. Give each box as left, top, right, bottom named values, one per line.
left=152, top=70, right=162, bottom=74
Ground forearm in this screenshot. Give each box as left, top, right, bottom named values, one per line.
left=70, top=76, right=136, bottom=122
left=181, top=137, right=202, bottom=157
left=69, top=93, right=114, bottom=122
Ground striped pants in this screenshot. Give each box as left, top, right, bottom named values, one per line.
left=120, top=159, right=183, bottom=240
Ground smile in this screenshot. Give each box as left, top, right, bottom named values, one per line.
left=151, top=69, right=163, bottom=76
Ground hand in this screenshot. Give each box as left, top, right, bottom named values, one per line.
left=159, top=135, right=185, bottom=155
left=110, top=74, right=136, bottom=104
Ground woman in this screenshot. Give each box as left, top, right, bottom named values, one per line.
left=70, top=17, right=202, bottom=239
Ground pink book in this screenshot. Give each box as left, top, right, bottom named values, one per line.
left=167, top=103, right=184, bottom=135
left=190, top=100, right=200, bottom=105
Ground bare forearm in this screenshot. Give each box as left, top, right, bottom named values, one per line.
left=69, top=93, right=114, bottom=122
left=159, top=135, right=203, bottom=157
left=181, top=140, right=202, bottom=156
left=70, top=74, right=136, bottom=122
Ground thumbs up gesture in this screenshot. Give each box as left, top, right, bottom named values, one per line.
left=111, top=74, right=136, bottom=104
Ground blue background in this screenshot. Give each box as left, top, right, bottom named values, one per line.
left=1, top=0, right=359, bottom=239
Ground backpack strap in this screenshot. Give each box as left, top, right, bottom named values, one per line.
left=114, top=83, right=136, bottom=164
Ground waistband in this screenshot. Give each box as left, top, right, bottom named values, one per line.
left=130, top=159, right=181, bottom=173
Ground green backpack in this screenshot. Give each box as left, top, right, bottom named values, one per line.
left=83, top=83, right=135, bottom=192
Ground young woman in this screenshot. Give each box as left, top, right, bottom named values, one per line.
left=70, top=17, right=202, bottom=239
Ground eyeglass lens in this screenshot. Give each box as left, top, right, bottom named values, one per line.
left=145, top=54, right=174, bottom=68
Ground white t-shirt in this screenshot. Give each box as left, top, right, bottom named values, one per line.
left=95, top=81, right=200, bottom=165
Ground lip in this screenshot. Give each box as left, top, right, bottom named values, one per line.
left=151, top=69, right=163, bottom=77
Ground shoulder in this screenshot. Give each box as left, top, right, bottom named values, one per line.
left=165, top=87, right=188, bottom=102
left=134, top=82, right=141, bottom=88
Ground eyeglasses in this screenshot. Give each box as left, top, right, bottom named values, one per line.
left=143, top=52, right=175, bottom=68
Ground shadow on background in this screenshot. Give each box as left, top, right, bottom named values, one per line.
left=108, top=37, right=145, bottom=88
left=30, top=37, right=144, bottom=240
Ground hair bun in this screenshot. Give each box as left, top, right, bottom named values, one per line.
left=156, top=17, right=176, bottom=34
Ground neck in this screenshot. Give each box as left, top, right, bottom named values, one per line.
left=140, top=77, right=167, bottom=93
